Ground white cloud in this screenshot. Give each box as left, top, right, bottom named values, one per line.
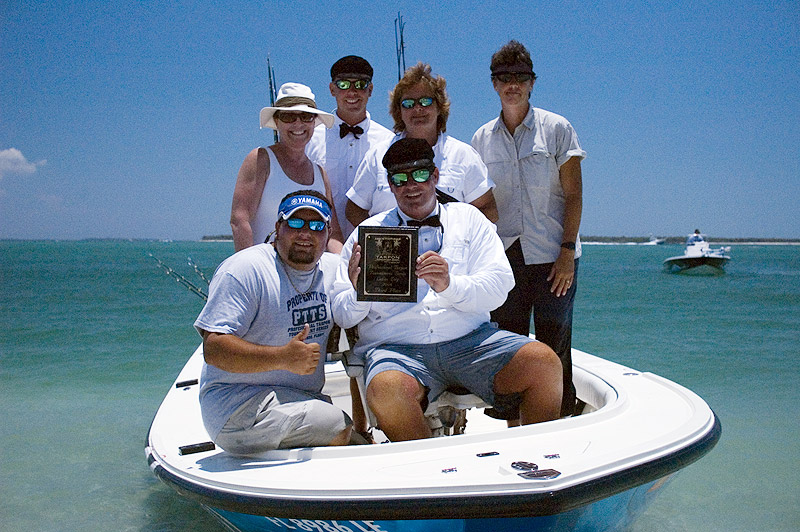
left=0, top=148, right=47, bottom=180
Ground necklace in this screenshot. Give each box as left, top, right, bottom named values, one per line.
left=276, top=255, right=318, bottom=294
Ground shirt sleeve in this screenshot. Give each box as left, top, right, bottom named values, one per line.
left=330, top=232, right=372, bottom=328
left=346, top=148, right=380, bottom=210
left=460, top=145, right=494, bottom=204
left=194, top=270, right=257, bottom=338
left=435, top=206, right=513, bottom=313
left=554, top=120, right=586, bottom=168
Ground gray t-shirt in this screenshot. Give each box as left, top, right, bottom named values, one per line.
left=194, top=244, right=339, bottom=439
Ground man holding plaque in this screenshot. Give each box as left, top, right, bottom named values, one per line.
left=331, top=138, right=563, bottom=442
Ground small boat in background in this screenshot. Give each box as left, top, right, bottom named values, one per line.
left=663, top=231, right=731, bottom=274
left=640, top=234, right=666, bottom=245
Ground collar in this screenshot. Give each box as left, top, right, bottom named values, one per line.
left=334, top=111, right=371, bottom=131
left=396, top=131, right=445, bottom=151
left=396, top=203, right=440, bottom=225
left=494, top=105, right=536, bottom=134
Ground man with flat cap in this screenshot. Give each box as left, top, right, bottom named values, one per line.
left=330, top=138, right=563, bottom=442
left=307, top=55, right=394, bottom=238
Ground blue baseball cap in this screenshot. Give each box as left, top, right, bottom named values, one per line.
left=277, top=194, right=332, bottom=222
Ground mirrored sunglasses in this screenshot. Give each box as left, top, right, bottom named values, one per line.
left=335, top=79, right=370, bottom=90
left=285, top=218, right=327, bottom=231
left=400, top=97, right=434, bottom=109
left=492, top=72, right=534, bottom=84
left=275, top=112, right=316, bottom=123
left=389, top=168, right=433, bottom=187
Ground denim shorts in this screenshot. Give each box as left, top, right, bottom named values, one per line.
left=365, top=322, right=533, bottom=414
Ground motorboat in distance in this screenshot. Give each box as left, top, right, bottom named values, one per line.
left=663, top=231, right=731, bottom=274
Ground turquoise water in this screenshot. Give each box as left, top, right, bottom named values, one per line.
left=1, top=241, right=797, bottom=531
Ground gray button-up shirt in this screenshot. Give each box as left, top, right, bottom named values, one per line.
left=472, top=106, right=586, bottom=264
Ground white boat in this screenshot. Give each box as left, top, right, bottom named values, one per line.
left=663, top=232, right=731, bottom=274
left=640, top=235, right=666, bottom=245
left=146, top=342, right=720, bottom=532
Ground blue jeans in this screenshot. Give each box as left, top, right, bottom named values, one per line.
left=490, top=239, right=578, bottom=417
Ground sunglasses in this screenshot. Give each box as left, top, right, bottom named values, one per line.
left=400, top=97, right=434, bottom=109
left=335, top=79, right=370, bottom=90
left=275, top=112, right=316, bottom=123
left=492, top=72, right=534, bottom=84
left=389, top=167, right=433, bottom=187
left=284, top=218, right=327, bottom=231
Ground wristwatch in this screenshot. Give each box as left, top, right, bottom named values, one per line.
left=560, top=241, right=576, bottom=251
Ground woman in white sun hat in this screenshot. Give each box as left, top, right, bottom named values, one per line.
left=231, top=83, right=344, bottom=252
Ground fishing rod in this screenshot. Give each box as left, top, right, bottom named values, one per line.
left=148, top=253, right=208, bottom=301
left=267, top=55, right=278, bottom=143
left=187, top=256, right=210, bottom=286
left=395, top=12, right=406, bottom=81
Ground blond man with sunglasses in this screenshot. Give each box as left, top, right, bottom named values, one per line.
left=345, top=63, right=498, bottom=228
left=306, top=56, right=394, bottom=238
left=231, top=83, right=344, bottom=252
left=472, top=40, right=586, bottom=418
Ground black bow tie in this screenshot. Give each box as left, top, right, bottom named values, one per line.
left=339, top=123, right=364, bottom=139
left=406, top=215, right=442, bottom=228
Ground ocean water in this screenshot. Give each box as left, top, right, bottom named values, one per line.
left=0, top=240, right=797, bottom=531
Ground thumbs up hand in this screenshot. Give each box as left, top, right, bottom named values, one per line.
left=283, top=324, right=320, bottom=375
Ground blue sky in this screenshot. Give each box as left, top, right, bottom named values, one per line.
left=2, top=0, right=798, bottom=240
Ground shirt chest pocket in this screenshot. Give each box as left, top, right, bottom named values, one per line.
left=521, top=149, right=557, bottom=188
left=436, top=164, right=466, bottom=196
left=442, top=240, right=470, bottom=275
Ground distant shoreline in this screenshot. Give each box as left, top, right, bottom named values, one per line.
left=199, top=235, right=800, bottom=245
left=2, top=235, right=798, bottom=245
left=580, top=236, right=800, bottom=245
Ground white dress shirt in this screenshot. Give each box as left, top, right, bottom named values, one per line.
left=330, top=202, right=513, bottom=358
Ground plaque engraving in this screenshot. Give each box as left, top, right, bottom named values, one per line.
left=357, top=226, right=418, bottom=302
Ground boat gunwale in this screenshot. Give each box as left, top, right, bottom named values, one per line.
left=147, top=414, right=720, bottom=520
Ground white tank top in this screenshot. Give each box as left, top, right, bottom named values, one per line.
left=251, top=147, right=327, bottom=245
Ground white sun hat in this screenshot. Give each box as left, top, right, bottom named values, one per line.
left=259, top=82, right=335, bottom=130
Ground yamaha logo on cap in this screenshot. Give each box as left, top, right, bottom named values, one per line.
left=278, top=194, right=332, bottom=222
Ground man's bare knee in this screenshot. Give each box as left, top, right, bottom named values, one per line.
left=367, top=370, right=423, bottom=406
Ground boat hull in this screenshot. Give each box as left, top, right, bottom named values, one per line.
left=204, top=478, right=668, bottom=531
left=146, top=346, right=720, bottom=532
left=663, top=256, right=729, bottom=274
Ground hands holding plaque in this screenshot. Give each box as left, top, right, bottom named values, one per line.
left=349, top=227, right=451, bottom=302
left=354, top=227, right=418, bottom=302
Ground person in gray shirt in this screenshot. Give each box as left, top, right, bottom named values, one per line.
left=195, top=190, right=352, bottom=455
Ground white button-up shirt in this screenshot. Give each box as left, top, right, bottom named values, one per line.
left=306, top=111, right=393, bottom=237
left=472, top=107, right=586, bottom=264
left=331, top=202, right=513, bottom=358
left=346, top=132, right=494, bottom=218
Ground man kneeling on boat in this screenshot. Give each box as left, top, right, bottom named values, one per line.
left=331, top=138, right=563, bottom=441
left=195, top=190, right=352, bottom=455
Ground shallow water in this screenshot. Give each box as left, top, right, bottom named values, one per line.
left=1, top=241, right=797, bottom=531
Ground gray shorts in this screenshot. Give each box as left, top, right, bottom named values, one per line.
left=365, top=322, right=533, bottom=415
left=215, top=387, right=352, bottom=456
